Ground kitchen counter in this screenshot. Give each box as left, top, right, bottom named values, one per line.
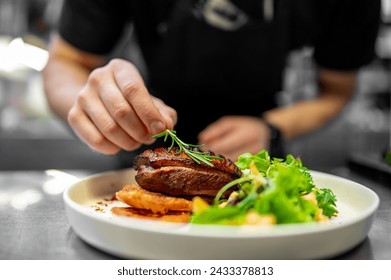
left=0, top=166, right=390, bottom=260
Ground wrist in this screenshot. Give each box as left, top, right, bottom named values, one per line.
left=261, top=118, right=285, bottom=159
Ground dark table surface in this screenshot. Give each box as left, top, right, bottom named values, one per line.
left=0, top=165, right=390, bottom=260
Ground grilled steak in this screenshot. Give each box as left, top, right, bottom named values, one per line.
left=133, top=147, right=241, bottom=197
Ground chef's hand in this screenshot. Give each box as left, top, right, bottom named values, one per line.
left=67, top=59, right=177, bottom=154
left=198, top=116, right=271, bottom=161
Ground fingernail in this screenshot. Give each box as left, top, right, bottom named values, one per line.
left=150, top=121, right=165, bottom=134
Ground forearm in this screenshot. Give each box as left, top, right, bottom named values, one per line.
left=263, top=96, right=349, bottom=139
left=43, top=58, right=89, bottom=120
left=43, top=36, right=105, bottom=121
left=263, top=69, right=357, bottom=140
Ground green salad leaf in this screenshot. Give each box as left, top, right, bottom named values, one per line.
left=236, top=150, right=271, bottom=173
left=190, top=150, right=338, bottom=225
left=190, top=206, right=245, bottom=225
left=314, top=188, right=338, bottom=217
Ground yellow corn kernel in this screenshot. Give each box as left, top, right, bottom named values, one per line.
left=218, top=201, right=227, bottom=208
left=244, top=211, right=276, bottom=226
left=250, top=161, right=259, bottom=176
left=314, top=209, right=329, bottom=222
left=228, top=191, right=238, bottom=200
left=302, top=192, right=317, bottom=206
left=192, top=196, right=209, bottom=213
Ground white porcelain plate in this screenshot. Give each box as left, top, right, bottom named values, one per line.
left=63, top=169, right=379, bottom=259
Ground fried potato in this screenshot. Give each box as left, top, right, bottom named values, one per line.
left=112, top=207, right=190, bottom=223
left=115, top=184, right=193, bottom=214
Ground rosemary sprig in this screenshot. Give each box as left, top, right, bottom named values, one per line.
left=153, top=129, right=222, bottom=167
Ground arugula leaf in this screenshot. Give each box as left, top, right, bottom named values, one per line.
left=315, top=188, right=338, bottom=217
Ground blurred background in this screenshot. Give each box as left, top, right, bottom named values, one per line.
left=0, top=0, right=390, bottom=172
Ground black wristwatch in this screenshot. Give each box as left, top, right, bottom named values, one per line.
left=262, top=119, right=285, bottom=158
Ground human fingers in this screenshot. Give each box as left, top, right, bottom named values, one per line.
left=203, top=126, right=255, bottom=154
left=78, top=84, right=143, bottom=151
left=68, top=104, right=121, bottom=155
left=198, top=116, right=233, bottom=144
left=201, top=117, right=269, bottom=155
left=69, top=59, right=163, bottom=154
left=152, top=97, right=177, bottom=130
left=110, top=59, right=167, bottom=134
left=96, top=73, right=155, bottom=144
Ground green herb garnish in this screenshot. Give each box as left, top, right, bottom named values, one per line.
left=153, top=129, right=222, bottom=167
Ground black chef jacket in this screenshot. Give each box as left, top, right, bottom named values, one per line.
left=58, top=0, right=380, bottom=144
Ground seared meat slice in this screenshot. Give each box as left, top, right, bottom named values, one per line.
left=133, top=147, right=241, bottom=197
